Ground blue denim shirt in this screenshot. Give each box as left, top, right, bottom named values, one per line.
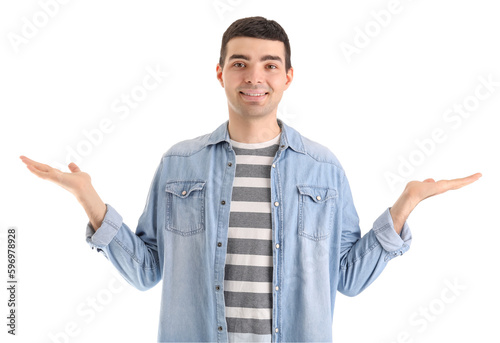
left=86, top=118, right=411, bottom=343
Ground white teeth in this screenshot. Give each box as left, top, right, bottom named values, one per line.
left=242, top=92, right=266, bottom=97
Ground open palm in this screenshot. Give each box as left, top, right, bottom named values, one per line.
left=390, top=172, right=483, bottom=233
left=19, top=156, right=91, bottom=195
left=406, top=173, right=483, bottom=203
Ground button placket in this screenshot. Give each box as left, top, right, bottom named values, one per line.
left=271, top=156, right=282, bottom=342
left=213, top=147, right=235, bottom=342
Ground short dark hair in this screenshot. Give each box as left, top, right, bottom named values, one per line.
left=219, top=16, right=292, bottom=72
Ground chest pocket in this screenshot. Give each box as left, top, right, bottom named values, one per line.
left=297, top=185, right=337, bottom=241
left=165, top=180, right=206, bottom=236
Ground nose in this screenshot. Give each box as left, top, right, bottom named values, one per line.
left=244, top=66, right=263, bottom=84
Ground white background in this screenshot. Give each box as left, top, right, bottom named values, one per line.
left=1, top=0, right=499, bottom=342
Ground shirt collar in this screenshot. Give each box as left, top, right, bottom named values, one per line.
left=206, top=118, right=306, bottom=154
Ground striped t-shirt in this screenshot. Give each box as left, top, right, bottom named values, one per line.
left=224, top=133, right=280, bottom=343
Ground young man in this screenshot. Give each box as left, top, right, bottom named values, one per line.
left=20, top=16, right=480, bottom=343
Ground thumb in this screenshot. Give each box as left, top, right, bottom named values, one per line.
left=423, top=178, right=435, bottom=183
left=68, top=162, right=81, bottom=173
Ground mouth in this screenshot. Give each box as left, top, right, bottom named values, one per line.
left=240, top=91, right=268, bottom=96
left=239, top=91, right=269, bottom=101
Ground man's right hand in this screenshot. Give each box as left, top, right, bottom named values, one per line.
left=20, top=156, right=91, bottom=195
left=20, top=156, right=107, bottom=231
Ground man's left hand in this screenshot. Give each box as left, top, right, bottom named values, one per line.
left=390, top=173, right=482, bottom=234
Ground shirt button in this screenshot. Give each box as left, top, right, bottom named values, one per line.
left=275, top=328, right=279, bottom=333
left=228, top=162, right=232, bottom=167
left=316, top=195, right=321, bottom=201
left=276, top=243, right=280, bottom=249
left=275, top=286, right=279, bottom=291
left=181, top=190, right=187, bottom=196
left=218, top=242, right=222, bottom=247
left=274, top=201, right=279, bottom=207
left=221, top=200, right=226, bottom=205
left=272, top=163, right=276, bottom=168
left=218, top=326, right=223, bottom=331
left=215, top=285, right=220, bottom=291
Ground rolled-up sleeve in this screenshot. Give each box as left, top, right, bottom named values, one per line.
left=86, top=204, right=123, bottom=249
left=372, top=207, right=412, bottom=261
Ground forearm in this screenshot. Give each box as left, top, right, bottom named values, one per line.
left=76, top=184, right=107, bottom=231
left=390, top=189, right=418, bottom=235
left=339, top=208, right=412, bottom=296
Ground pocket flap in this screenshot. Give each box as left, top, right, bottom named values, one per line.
left=297, top=185, right=337, bottom=203
left=165, top=180, right=206, bottom=198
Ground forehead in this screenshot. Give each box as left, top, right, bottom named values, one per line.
left=225, top=37, right=286, bottom=61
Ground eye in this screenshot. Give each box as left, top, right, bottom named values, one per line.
left=267, top=64, right=278, bottom=69
left=233, top=62, right=245, bottom=68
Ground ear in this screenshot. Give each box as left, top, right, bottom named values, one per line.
left=284, top=67, right=294, bottom=90
left=216, top=63, right=224, bottom=87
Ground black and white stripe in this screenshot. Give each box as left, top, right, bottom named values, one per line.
left=224, top=134, right=280, bottom=342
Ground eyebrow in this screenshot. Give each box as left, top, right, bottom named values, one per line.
left=228, top=54, right=283, bottom=64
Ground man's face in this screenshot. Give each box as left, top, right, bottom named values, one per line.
left=216, top=37, right=293, bottom=121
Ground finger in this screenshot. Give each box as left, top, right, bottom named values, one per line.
left=25, top=164, right=51, bottom=180
left=21, top=156, right=64, bottom=183
left=439, top=173, right=482, bottom=191
left=19, top=156, right=51, bottom=173
left=449, top=173, right=482, bottom=189
left=423, top=178, right=435, bottom=183
left=68, top=162, right=81, bottom=173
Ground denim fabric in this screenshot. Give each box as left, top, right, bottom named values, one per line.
left=86, top=119, right=411, bottom=342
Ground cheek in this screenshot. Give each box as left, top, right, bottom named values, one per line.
left=222, top=74, right=238, bottom=89
left=270, top=75, right=288, bottom=90
left=270, top=82, right=285, bottom=94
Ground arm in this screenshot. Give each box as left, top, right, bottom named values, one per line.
left=337, top=173, right=411, bottom=296
left=85, top=158, right=164, bottom=290
left=20, top=155, right=163, bottom=291
left=337, top=172, right=481, bottom=296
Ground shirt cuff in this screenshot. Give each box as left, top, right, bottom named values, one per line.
left=372, top=207, right=412, bottom=261
left=86, top=203, right=123, bottom=249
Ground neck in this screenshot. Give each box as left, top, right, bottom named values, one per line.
left=227, top=113, right=281, bottom=144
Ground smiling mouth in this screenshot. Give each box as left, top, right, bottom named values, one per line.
left=240, top=91, right=268, bottom=97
